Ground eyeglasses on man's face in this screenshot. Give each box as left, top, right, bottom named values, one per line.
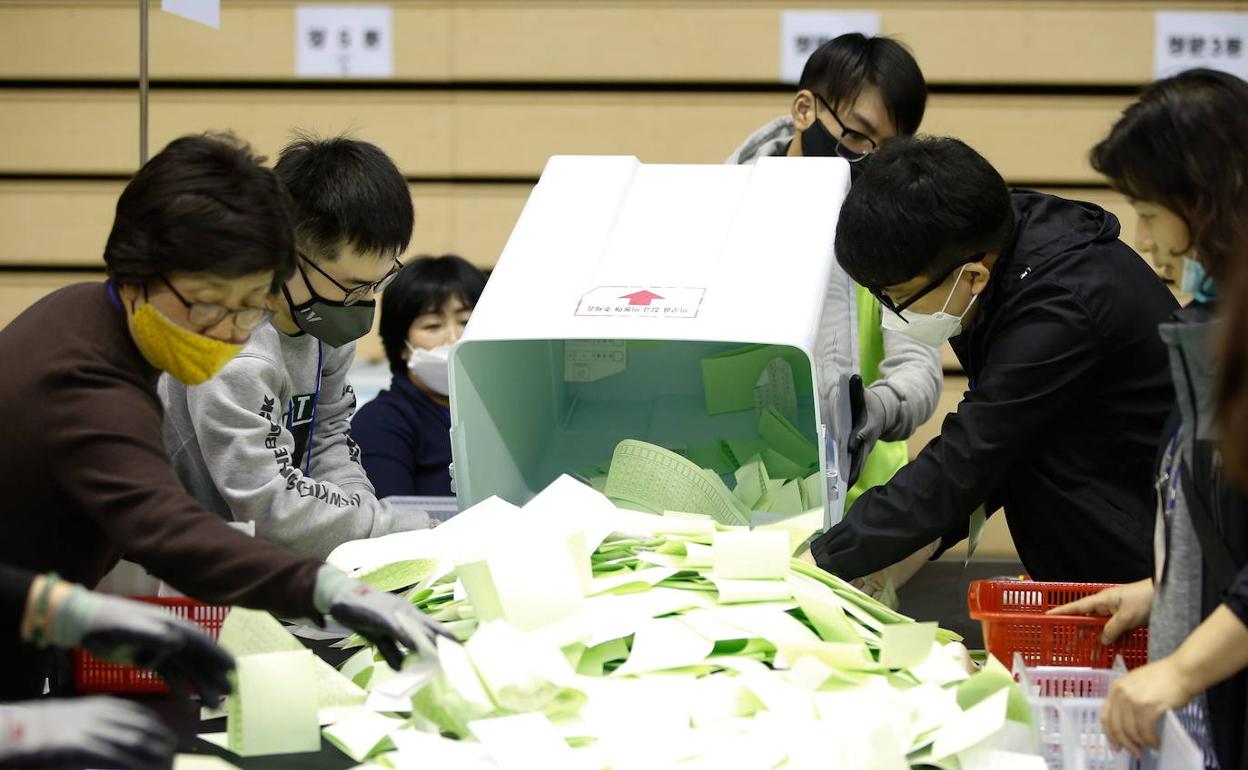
left=814, top=95, right=878, bottom=162
left=298, top=251, right=403, bottom=306
left=869, top=253, right=987, bottom=322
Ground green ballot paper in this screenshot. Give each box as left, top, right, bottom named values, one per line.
left=228, top=650, right=320, bottom=757
left=604, top=440, right=750, bottom=526
left=701, top=344, right=812, bottom=415
left=758, top=407, right=819, bottom=470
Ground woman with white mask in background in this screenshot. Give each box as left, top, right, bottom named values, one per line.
left=353, top=255, right=487, bottom=497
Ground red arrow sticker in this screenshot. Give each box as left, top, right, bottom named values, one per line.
left=619, top=290, right=665, bottom=306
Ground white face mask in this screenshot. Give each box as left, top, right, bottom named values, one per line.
left=406, top=343, right=451, bottom=395
left=880, top=266, right=979, bottom=348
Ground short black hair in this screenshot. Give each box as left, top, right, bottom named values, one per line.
left=799, top=33, right=927, bottom=135
left=380, top=255, right=487, bottom=374
left=274, top=134, right=413, bottom=262
left=1091, top=68, right=1248, bottom=282
left=835, top=136, right=1012, bottom=289
left=103, top=132, right=295, bottom=292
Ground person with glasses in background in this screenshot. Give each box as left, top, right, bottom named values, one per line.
left=728, top=33, right=943, bottom=604
left=0, top=133, right=446, bottom=704
left=801, top=135, right=1177, bottom=588
left=160, top=135, right=434, bottom=560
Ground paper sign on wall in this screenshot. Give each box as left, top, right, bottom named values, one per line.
left=296, top=5, right=394, bottom=78
left=162, top=0, right=220, bottom=29
left=1154, top=12, right=1248, bottom=80
left=779, top=11, right=882, bottom=84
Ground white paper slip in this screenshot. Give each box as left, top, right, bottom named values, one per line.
left=322, top=711, right=403, bottom=763
left=931, top=687, right=1010, bottom=761
left=960, top=749, right=1048, bottom=770
left=469, top=713, right=578, bottom=770
left=879, top=622, right=938, bottom=669
left=613, top=617, right=715, bottom=676
left=712, top=530, right=790, bottom=579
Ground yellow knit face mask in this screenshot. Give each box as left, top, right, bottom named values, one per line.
left=130, top=301, right=243, bottom=385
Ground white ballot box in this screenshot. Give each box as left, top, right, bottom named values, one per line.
left=449, top=155, right=852, bottom=531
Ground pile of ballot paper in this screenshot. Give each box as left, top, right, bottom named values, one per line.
left=201, top=474, right=1039, bottom=770
left=571, top=344, right=828, bottom=524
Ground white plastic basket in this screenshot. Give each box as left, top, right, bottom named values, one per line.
left=1016, top=654, right=1128, bottom=769
left=1012, top=654, right=1203, bottom=770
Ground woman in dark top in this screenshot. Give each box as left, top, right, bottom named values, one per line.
left=353, top=255, right=486, bottom=497
left=1053, top=70, right=1248, bottom=769
left=0, top=133, right=444, bottom=700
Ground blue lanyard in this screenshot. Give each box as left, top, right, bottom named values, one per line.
left=302, top=341, right=323, bottom=476
left=106, top=280, right=122, bottom=310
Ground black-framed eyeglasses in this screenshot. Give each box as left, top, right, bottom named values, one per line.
left=155, top=275, right=274, bottom=331
left=298, top=252, right=402, bottom=306
left=815, top=95, right=878, bottom=162
left=869, top=253, right=986, bottom=322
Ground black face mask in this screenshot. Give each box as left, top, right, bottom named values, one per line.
left=798, top=118, right=875, bottom=185
left=281, top=283, right=375, bottom=348
left=799, top=115, right=843, bottom=159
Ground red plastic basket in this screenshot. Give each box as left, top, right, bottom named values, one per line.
left=72, top=597, right=229, bottom=694
left=967, top=580, right=1149, bottom=669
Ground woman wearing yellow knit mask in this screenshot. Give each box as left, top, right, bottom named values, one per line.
left=0, top=132, right=448, bottom=702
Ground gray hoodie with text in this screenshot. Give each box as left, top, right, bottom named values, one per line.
left=160, top=324, right=428, bottom=560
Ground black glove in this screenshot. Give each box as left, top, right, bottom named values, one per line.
left=314, top=566, right=453, bottom=670
left=52, top=586, right=235, bottom=707
left=0, top=697, right=175, bottom=770
left=845, top=375, right=868, bottom=487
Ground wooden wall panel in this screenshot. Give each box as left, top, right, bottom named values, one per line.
left=0, top=89, right=1131, bottom=182
left=0, top=180, right=528, bottom=268
left=0, top=2, right=452, bottom=81
left=0, top=271, right=103, bottom=329
left=0, top=181, right=1141, bottom=270
left=2, top=1, right=1244, bottom=84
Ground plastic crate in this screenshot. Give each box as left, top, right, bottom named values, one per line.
left=1015, top=654, right=1129, bottom=769
left=968, top=580, right=1150, bottom=669
left=72, top=597, right=229, bottom=694
left=1014, top=655, right=1203, bottom=770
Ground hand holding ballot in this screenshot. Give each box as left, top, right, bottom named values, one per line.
left=314, top=566, right=454, bottom=670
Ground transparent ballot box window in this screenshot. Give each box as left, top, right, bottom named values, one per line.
left=451, top=338, right=818, bottom=508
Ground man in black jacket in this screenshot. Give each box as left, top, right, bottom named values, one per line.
left=808, top=136, right=1176, bottom=583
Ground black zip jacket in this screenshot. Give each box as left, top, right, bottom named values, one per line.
left=813, top=190, right=1176, bottom=582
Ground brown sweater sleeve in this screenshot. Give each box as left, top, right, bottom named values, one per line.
left=47, top=363, right=323, bottom=619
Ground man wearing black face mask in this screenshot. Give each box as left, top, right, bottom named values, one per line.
left=727, top=34, right=943, bottom=604
left=159, top=135, right=433, bottom=559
